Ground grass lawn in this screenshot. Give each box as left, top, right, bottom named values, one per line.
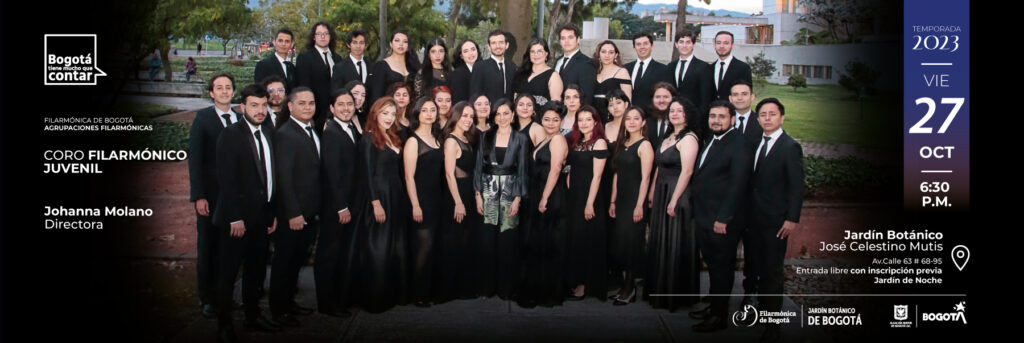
left=171, top=39, right=232, bottom=52
left=755, top=83, right=901, bottom=149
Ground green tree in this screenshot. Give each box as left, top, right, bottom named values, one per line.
left=746, top=51, right=776, bottom=78
left=837, top=59, right=879, bottom=96
left=787, top=74, right=807, bottom=92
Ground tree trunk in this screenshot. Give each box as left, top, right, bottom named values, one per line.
left=673, top=0, right=687, bottom=60
left=379, top=0, right=388, bottom=58
left=446, top=0, right=462, bottom=50
left=161, top=41, right=173, bottom=82
left=499, top=0, right=532, bottom=64
left=564, top=0, right=578, bottom=29
left=546, top=0, right=562, bottom=49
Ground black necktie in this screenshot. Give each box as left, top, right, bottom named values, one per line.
left=636, top=60, right=645, bottom=81
left=678, top=59, right=687, bottom=86
left=254, top=129, right=266, bottom=166
left=737, top=116, right=745, bottom=133
left=284, top=61, right=294, bottom=81
left=718, top=61, right=725, bottom=89
left=345, top=122, right=359, bottom=142
left=221, top=113, right=231, bottom=127
left=356, top=60, right=363, bottom=80
left=757, top=135, right=771, bottom=171
left=322, top=52, right=330, bottom=66
left=498, top=62, right=506, bottom=93
left=305, top=125, right=318, bottom=151
left=560, top=57, right=568, bottom=72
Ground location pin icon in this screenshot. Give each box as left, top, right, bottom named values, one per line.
left=951, top=245, right=969, bottom=271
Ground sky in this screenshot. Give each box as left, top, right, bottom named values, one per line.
left=635, top=0, right=763, bottom=15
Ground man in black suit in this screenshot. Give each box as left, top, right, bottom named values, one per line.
left=646, top=82, right=677, bottom=148
left=269, top=87, right=322, bottom=327
left=261, top=75, right=289, bottom=129
left=314, top=88, right=362, bottom=318
left=254, top=28, right=296, bottom=90
left=296, top=21, right=342, bottom=132
left=750, top=98, right=804, bottom=343
left=669, top=29, right=714, bottom=133
left=728, top=80, right=764, bottom=306
left=470, top=29, right=516, bottom=103
left=213, top=85, right=281, bottom=342
left=331, top=29, right=369, bottom=91
left=554, top=23, right=597, bottom=106
left=624, top=32, right=667, bottom=112
left=688, top=100, right=752, bottom=332
left=188, top=72, right=239, bottom=319
left=711, top=31, right=752, bottom=101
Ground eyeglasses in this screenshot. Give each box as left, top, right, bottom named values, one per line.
left=315, top=32, right=330, bottom=37
left=268, top=87, right=286, bottom=94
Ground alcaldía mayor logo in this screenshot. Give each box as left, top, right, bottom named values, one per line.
left=922, top=301, right=966, bottom=324
left=44, top=34, right=106, bottom=85
left=890, top=304, right=913, bottom=328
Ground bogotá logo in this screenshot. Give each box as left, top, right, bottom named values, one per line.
left=922, top=301, right=966, bottom=324
left=894, top=305, right=909, bottom=321
left=44, top=34, right=106, bottom=85
left=732, top=304, right=758, bottom=327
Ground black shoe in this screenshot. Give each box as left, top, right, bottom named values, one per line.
left=688, top=305, right=712, bottom=320
left=760, top=324, right=781, bottom=343
left=201, top=303, right=217, bottom=319
left=692, top=315, right=728, bottom=332
left=243, top=315, right=282, bottom=332
left=607, top=294, right=620, bottom=301
left=743, top=295, right=758, bottom=307
left=613, top=289, right=636, bottom=306
left=273, top=313, right=301, bottom=327
left=217, top=326, right=239, bottom=343
left=320, top=308, right=351, bottom=318
left=290, top=303, right=315, bottom=316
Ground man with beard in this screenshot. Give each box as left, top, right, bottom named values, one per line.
left=689, top=100, right=752, bottom=333
left=270, top=87, right=321, bottom=327
left=315, top=88, right=361, bottom=317
left=711, top=31, right=752, bottom=101
left=188, top=72, right=239, bottom=319
left=646, top=82, right=678, bottom=148
left=262, top=75, right=288, bottom=128
left=213, top=84, right=280, bottom=342
left=470, top=29, right=517, bottom=103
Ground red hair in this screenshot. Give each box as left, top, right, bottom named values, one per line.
left=365, top=96, right=402, bottom=151
left=431, top=85, right=452, bottom=97
left=568, top=105, right=606, bottom=149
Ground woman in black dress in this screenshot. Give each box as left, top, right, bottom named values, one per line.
left=519, top=101, right=569, bottom=308
left=473, top=98, right=529, bottom=300
left=344, top=80, right=368, bottom=129
left=472, top=94, right=491, bottom=133
left=591, top=40, right=632, bottom=123
left=416, top=38, right=451, bottom=97
left=439, top=102, right=480, bottom=301
left=608, top=106, right=654, bottom=305
left=565, top=105, right=609, bottom=301
left=513, top=38, right=563, bottom=106
left=514, top=93, right=545, bottom=149
left=560, top=85, right=583, bottom=136
left=370, top=30, right=418, bottom=105
left=386, top=81, right=413, bottom=139
left=355, top=96, right=409, bottom=313
left=403, top=97, right=444, bottom=307
left=644, top=97, right=701, bottom=311
left=449, top=39, right=480, bottom=103
left=432, top=86, right=453, bottom=127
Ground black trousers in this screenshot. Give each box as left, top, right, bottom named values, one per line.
left=735, top=213, right=759, bottom=295
left=753, top=219, right=788, bottom=312
left=270, top=215, right=318, bottom=316
left=216, top=204, right=272, bottom=327
left=314, top=210, right=358, bottom=313
left=196, top=208, right=220, bottom=307
left=695, top=221, right=742, bottom=317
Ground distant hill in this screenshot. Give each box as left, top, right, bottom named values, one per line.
left=628, top=3, right=752, bottom=18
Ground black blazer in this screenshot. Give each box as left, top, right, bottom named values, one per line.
left=555, top=52, right=597, bottom=105
left=449, top=64, right=473, bottom=103
left=623, top=59, right=668, bottom=113
left=470, top=58, right=516, bottom=103
left=712, top=57, right=752, bottom=100
left=669, top=56, right=715, bottom=116
left=691, top=129, right=752, bottom=230
left=274, top=118, right=322, bottom=220
left=321, top=119, right=360, bottom=214
left=296, top=48, right=343, bottom=127
left=473, top=129, right=530, bottom=197
left=735, top=112, right=764, bottom=153
left=212, top=120, right=276, bottom=228
left=254, top=54, right=296, bottom=90
left=330, top=55, right=369, bottom=92
left=188, top=106, right=239, bottom=203
left=749, top=131, right=804, bottom=228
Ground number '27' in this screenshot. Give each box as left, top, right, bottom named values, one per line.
left=909, top=97, right=963, bottom=134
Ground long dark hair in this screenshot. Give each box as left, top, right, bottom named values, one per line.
left=663, top=97, right=701, bottom=141
left=512, top=92, right=537, bottom=131
left=452, top=39, right=480, bottom=69
left=420, top=38, right=451, bottom=86
left=408, top=96, right=442, bottom=142
left=604, top=88, right=631, bottom=123
left=343, top=80, right=366, bottom=113
left=305, top=21, right=336, bottom=52
left=611, top=106, right=648, bottom=170
left=513, top=38, right=549, bottom=91
left=591, top=40, right=622, bottom=71
left=443, top=101, right=479, bottom=148
left=388, top=30, right=421, bottom=77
